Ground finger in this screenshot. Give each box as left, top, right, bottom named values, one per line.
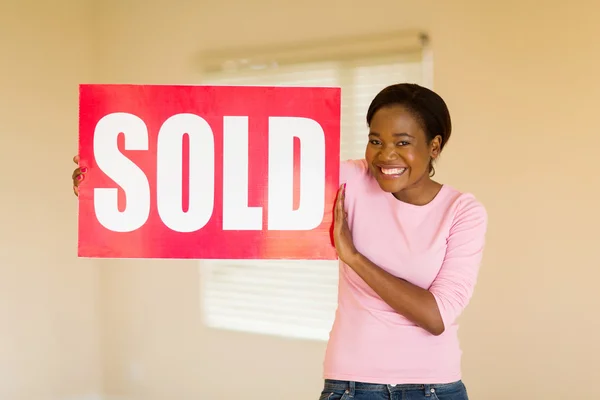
left=341, top=185, right=348, bottom=221
left=335, top=187, right=344, bottom=219
left=73, top=155, right=80, bottom=165
left=336, top=185, right=345, bottom=208
left=73, top=185, right=79, bottom=197
left=72, top=166, right=88, bottom=183
left=73, top=172, right=84, bottom=186
left=337, top=184, right=347, bottom=213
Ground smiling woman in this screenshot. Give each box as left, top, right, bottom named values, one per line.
left=324, top=83, right=487, bottom=400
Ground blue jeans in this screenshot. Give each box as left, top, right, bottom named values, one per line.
left=319, top=379, right=469, bottom=400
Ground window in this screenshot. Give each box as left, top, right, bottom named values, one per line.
left=199, top=31, right=432, bottom=341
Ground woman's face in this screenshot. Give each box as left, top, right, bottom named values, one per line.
left=365, top=105, right=440, bottom=195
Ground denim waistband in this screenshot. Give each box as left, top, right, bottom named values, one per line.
left=323, top=379, right=463, bottom=396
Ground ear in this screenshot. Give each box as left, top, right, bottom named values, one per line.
left=430, top=135, right=442, bottom=159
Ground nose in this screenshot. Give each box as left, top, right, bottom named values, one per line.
left=379, top=145, right=399, bottom=161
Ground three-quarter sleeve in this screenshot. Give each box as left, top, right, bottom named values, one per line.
left=429, top=196, right=488, bottom=330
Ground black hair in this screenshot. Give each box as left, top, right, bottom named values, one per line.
left=366, top=83, right=452, bottom=176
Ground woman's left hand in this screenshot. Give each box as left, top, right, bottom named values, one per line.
left=333, top=184, right=358, bottom=264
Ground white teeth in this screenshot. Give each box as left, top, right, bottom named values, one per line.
left=381, top=168, right=406, bottom=175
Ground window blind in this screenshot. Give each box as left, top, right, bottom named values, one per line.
left=199, top=42, right=429, bottom=341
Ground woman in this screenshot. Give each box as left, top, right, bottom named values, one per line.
left=72, top=83, right=487, bottom=400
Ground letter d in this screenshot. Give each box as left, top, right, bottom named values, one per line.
left=267, top=117, right=325, bottom=230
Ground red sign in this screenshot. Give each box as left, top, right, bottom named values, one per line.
left=77, top=84, right=341, bottom=260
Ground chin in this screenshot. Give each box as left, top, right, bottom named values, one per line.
left=376, top=180, right=407, bottom=193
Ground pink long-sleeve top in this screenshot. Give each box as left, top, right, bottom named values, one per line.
left=323, top=159, right=488, bottom=384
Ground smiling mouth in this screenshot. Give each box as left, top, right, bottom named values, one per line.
left=377, top=166, right=407, bottom=179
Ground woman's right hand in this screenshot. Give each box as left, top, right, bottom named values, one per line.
left=72, top=155, right=87, bottom=197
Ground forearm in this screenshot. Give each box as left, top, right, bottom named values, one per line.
left=347, top=252, right=445, bottom=336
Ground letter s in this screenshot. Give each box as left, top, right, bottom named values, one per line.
left=93, top=112, right=151, bottom=232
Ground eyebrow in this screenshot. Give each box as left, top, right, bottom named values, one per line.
left=369, top=132, right=415, bottom=138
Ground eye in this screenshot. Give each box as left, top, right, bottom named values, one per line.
left=397, top=141, right=410, bottom=146
left=369, top=139, right=382, bottom=146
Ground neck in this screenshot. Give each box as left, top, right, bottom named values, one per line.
left=393, top=176, right=442, bottom=206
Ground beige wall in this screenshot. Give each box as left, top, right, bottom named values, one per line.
left=0, top=1, right=103, bottom=400
left=1, top=0, right=599, bottom=399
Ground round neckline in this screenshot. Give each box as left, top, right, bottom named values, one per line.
left=386, top=184, right=447, bottom=210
